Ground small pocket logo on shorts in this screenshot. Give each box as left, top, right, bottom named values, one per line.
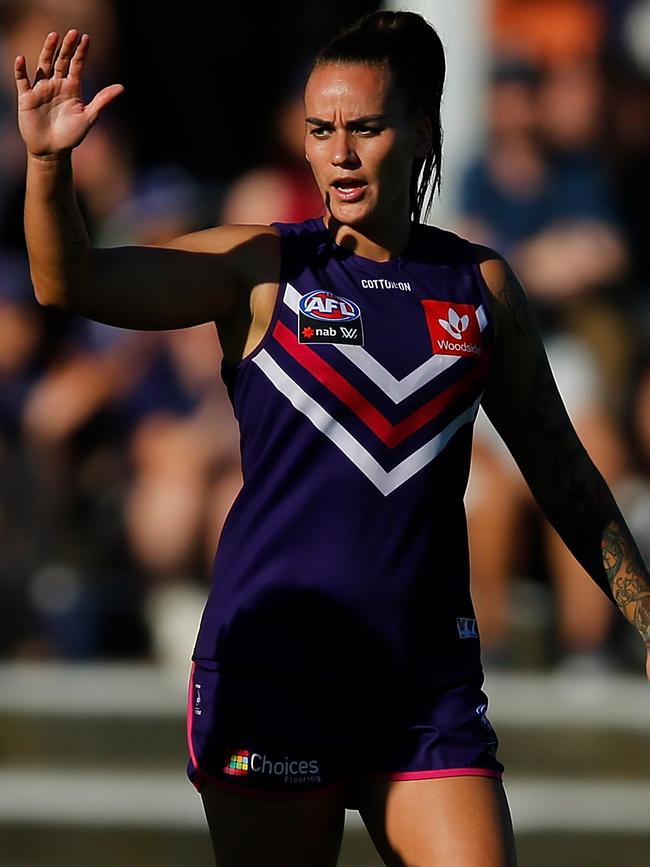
left=456, top=617, right=479, bottom=639
left=193, top=681, right=202, bottom=716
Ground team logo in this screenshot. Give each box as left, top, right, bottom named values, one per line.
left=298, top=290, right=364, bottom=346
left=421, top=300, right=483, bottom=357
left=439, top=308, right=470, bottom=340
left=457, top=617, right=479, bottom=639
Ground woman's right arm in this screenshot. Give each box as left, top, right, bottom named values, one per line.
left=18, top=30, right=278, bottom=331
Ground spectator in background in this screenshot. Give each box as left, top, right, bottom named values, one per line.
left=458, top=49, right=632, bottom=671
left=492, top=0, right=604, bottom=68
left=0, top=0, right=117, bottom=234
left=220, top=80, right=324, bottom=225
left=0, top=4, right=240, bottom=663
left=20, top=158, right=241, bottom=666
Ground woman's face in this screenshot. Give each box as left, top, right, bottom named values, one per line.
left=304, top=62, right=430, bottom=232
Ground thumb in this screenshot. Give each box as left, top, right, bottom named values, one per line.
left=85, top=83, right=124, bottom=126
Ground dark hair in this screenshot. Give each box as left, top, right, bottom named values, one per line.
left=312, top=10, right=446, bottom=223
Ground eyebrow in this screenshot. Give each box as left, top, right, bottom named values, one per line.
left=305, top=114, right=388, bottom=127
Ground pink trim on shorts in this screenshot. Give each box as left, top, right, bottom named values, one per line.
left=186, top=661, right=204, bottom=780
left=368, top=767, right=503, bottom=782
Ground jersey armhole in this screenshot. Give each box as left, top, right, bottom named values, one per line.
left=222, top=227, right=289, bottom=375
left=226, top=279, right=286, bottom=374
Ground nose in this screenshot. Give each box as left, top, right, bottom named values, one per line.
left=330, top=131, right=360, bottom=169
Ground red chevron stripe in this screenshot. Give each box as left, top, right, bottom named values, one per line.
left=273, top=320, right=488, bottom=448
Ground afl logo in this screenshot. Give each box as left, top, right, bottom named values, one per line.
left=299, top=290, right=361, bottom=322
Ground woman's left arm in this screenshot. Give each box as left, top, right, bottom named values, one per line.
left=476, top=248, right=650, bottom=680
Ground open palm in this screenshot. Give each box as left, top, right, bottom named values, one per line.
left=15, top=29, right=123, bottom=157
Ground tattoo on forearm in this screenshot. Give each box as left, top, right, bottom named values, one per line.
left=488, top=261, right=650, bottom=650
left=602, top=522, right=650, bottom=645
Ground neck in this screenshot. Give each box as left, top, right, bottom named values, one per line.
left=324, top=215, right=413, bottom=262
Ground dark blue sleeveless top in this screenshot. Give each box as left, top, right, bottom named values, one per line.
left=192, top=217, right=495, bottom=688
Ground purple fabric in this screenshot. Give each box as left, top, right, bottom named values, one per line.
left=186, top=660, right=504, bottom=803
left=193, top=218, right=495, bottom=688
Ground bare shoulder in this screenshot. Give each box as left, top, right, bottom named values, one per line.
left=470, top=242, right=506, bottom=297
left=471, top=242, right=535, bottom=337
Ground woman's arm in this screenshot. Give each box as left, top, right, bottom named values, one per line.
left=476, top=249, right=650, bottom=677
left=17, top=30, right=279, bottom=331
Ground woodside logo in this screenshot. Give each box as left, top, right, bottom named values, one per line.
left=421, top=300, right=483, bottom=358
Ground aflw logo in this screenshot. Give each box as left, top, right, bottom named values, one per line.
left=421, top=300, right=483, bottom=358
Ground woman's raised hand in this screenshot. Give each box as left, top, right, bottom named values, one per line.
left=14, top=29, right=124, bottom=158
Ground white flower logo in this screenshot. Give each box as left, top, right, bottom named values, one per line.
left=438, top=307, right=470, bottom=340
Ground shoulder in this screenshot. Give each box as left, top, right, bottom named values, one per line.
left=471, top=242, right=507, bottom=300
left=414, top=224, right=504, bottom=282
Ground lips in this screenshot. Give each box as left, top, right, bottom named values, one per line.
left=330, top=178, right=368, bottom=203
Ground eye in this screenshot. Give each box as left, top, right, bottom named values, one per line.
left=352, top=126, right=382, bottom=136
left=309, top=127, right=331, bottom=139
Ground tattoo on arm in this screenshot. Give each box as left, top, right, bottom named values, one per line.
left=486, top=257, right=650, bottom=651
left=602, top=522, right=650, bottom=647
left=498, top=266, right=532, bottom=336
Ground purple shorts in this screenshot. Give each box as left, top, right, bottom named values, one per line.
left=186, top=659, right=503, bottom=808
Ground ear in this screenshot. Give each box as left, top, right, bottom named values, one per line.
left=413, top=115, right=433, bottom=159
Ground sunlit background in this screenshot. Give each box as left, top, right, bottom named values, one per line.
left=0, top=1, right=649, bottom=865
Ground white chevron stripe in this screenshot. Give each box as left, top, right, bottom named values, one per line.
left=253, top=349, right=481, bottom=496
left=284, top=283, right=487, bottom=403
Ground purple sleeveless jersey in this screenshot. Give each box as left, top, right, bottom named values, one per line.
left=192, top=217, right=495, bottom=688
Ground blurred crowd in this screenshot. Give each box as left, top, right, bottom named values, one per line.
left=464, top=0, right=650, bottom=673
left=0, top=0, right=649, bottom=673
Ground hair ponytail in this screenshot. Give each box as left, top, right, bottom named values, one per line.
left=313, top=10, right=445, bottom=223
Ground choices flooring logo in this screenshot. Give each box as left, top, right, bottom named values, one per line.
left=223, top=749, right=250, bottom=776
left=222, top=747, right=321, bottom=784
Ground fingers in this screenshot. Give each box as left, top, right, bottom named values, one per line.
left=85, top=83, right=125, bottom=126
left=68, top=33, right=90, bottom=81
left=14, top=55, right=31, bottom=94
left=14, top=29, right=85, bottom=93
left=33, top=31, right=59, bottom=85
left=53, top=29, right=81, bottom=79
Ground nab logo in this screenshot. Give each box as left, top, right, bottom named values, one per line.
left=421, top=300, right=483, bottom=358
left=299, top=290, right=361, bottom=322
